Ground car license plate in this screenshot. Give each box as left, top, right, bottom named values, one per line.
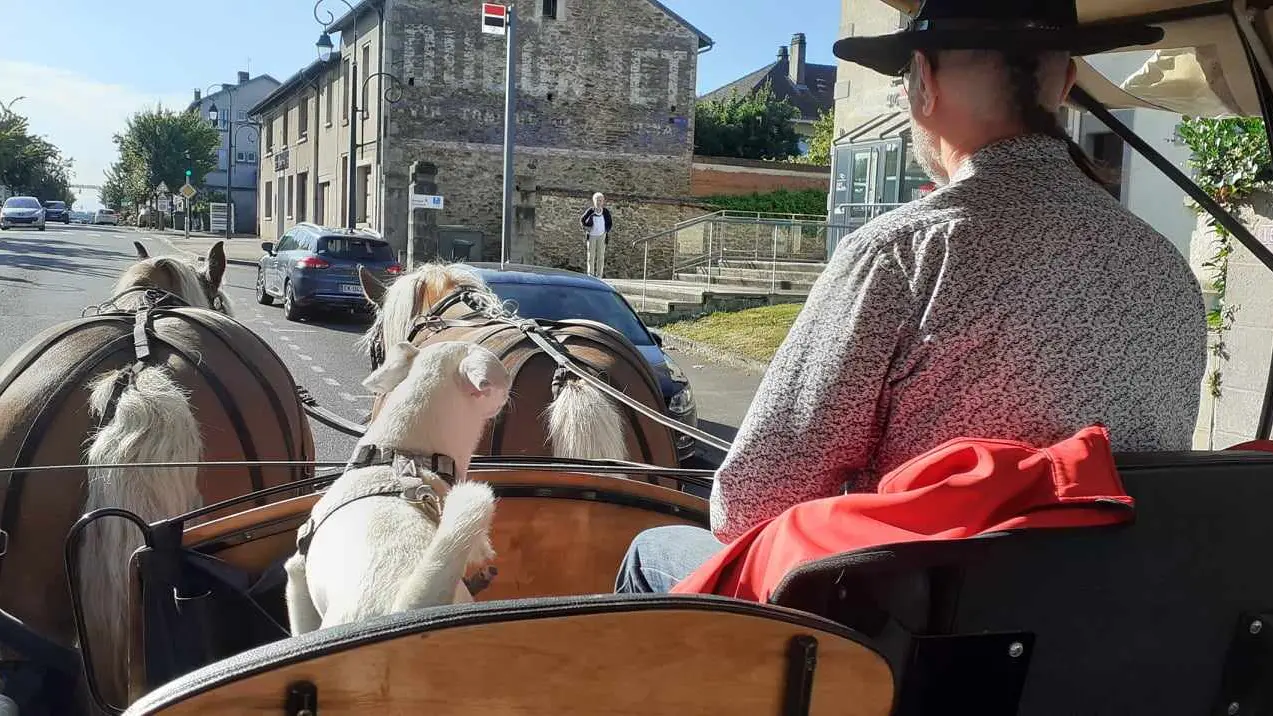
left=340, top=284, right=363, bottom=295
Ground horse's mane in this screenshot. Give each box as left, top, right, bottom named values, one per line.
left=357, top=262, right=508, bottom=357
left=114, top=257, right=232, bottom=315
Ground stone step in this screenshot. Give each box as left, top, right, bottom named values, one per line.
left=609, top=278, right=808, bottom=303
left=716, top=259, right=827, bottom=274
left=676, top=268, right=820, bottom=291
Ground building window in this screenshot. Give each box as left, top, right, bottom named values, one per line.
left=325, top=77, right=334, bottom=125
left=357, top=165, right=372, bottom=224
left=236, top=110, right=247, bottom=121
left=296, top=172, right=309, bottom=222
left=542, top=0, right=558, bottom=19
left=264, top=181, right=273, bottom=219
left=236, top=151, right=258, bottom=163
left=282, top=107, right=290, bottom=146
left=299, top=97, right=309, bottom=139
left=342, top=61, right=350, bottom=122
left=340, top=156, right=349, bottom=220
left=317, top=181, right=329, bottom=225
left=265, top=120, right=274, bottom=153
left=286, top=175, right=295, bottom=218
left=361, top=45, right=371, bottom=117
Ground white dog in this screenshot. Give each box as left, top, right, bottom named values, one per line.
left=283, top=340, right=511, bottom=635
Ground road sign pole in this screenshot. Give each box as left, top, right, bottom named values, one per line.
left=499, top=4, right=516, bottom=269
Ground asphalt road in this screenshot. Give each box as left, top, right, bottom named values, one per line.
left=0, top=224, right=762, bottom=469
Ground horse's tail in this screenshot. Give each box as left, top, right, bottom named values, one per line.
left=545, top=375, right=629, bottom=461
left=391, top=481, right=496, bottom=612
left=80, top=365, right=203, bottom=702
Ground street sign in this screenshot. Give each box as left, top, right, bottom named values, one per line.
left=410, top=193, right=445, bottom=210
left=157, top=196, right=171, bottom=212
left=156, top=181, right=169, bottom=193
left=173, top=196, right=185, bottom=212
left=482, top=3, right=507, bottom=35
left=180, top=183, right=197, bottom=200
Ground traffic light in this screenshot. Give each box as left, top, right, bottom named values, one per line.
left=185, top=169, right=192, bottom=178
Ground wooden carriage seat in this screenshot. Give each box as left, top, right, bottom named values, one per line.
left=123, top=594, right=895, bottom=716
left=125, top=470, right=710, bottom=702
left=770, top=451, right=1273, bottom=716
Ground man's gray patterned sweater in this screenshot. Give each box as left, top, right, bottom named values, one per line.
left=709, top=134, right=1207, bottom=542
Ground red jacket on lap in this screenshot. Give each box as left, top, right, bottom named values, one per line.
left=671, top=425, right=1135, bottom=602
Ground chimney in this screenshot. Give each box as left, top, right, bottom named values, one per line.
left=238, top=71, right=250, bottom=84
left=193, top=89, right=201, bottom=103
left=789, top=33, right=806, bottom=87
left=777, top=46, right=788, bottom=63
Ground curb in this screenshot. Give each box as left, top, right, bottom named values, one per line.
left=652, top=329, right=771, bottom=375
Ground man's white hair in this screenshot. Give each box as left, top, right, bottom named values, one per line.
left=592, top=192, right=605, bottom=202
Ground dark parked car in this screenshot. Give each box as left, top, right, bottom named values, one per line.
left=42, top=201, right=69, bottom=223
left=256, top=223, right=402, bottom=321
left=466, top=262, right=699, bottom=463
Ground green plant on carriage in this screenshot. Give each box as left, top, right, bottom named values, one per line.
left=1176, top=116, right=1272, bottom=399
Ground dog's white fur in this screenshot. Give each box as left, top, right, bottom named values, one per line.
left=359, top=261, right=629, bottom=461
left=77, top=242, right=234, bottom=703
left=284, top=340, right=511, bottom=634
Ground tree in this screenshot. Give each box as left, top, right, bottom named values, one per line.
left=794, top=110, right=834, bottom=167
left=104, top=106, right=220, bottom=209
left=694, top=82, right=802, bottom=161
left=0, top=109, right=75, bottom=202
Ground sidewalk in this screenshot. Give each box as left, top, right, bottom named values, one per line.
left=138, top=228, right=264, bottom=266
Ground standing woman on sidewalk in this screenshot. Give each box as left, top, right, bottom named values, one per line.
left=579, top=192, right=612, bottom=278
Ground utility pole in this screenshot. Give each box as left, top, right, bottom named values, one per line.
left=348, top=58, right=359, bottom=230
left=225, top=89, right=234, bottom=241
left=499, top=4, right=517, bottom=268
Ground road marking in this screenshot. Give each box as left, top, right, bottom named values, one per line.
left=278, top=334, right=293, bottom=342
left=261, top=320, right=274, bottom=326
left=288, top=344, right=302, bottom=351
left=339, top=392, right=373, bottom=402
left=297, top=354, right=313, bottom=361
left=273, top=329, right=316, bottom=333
left=310, top=365, right=325, bottom=373
left=323, top=377, right=341, bottom=386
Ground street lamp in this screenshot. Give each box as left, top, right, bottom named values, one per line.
left=314, top=0, right=407, bottom=231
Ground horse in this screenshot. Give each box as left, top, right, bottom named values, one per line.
left=355, top=262, right=680, bottom=468
left=284, top=339, right=510, bottom=635
left=0, top=241, right=313, bottom=712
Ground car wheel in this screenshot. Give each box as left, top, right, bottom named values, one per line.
left=283, top=281, right=303, bottom=322
left=256, top=269, right=275, bottom=306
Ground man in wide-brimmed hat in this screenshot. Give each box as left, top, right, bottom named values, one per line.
left=616, top=0, right=1209, bottom=595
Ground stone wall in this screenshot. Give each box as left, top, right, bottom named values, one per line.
left=379, top=0, right=702, bottom=253
left=1190, top=194, right=1273, bottom=448
left=534, top=189, right=711, bottom=279
left=690, top=156, right=830, bottom=197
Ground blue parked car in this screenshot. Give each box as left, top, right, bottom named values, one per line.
left=256, top=223, right=402, bottom=321
left=466, top=262, right=699, bottom=463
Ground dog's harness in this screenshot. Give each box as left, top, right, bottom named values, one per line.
left=294, top=444, right=457, bottom=557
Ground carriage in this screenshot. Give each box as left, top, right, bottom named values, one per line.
left=4, top=0, right=1273, bottom=713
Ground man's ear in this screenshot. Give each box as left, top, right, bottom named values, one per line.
left=204, top=241, right=227, bottom=290
left=913, top=50, right=938, bottom=117
left=363, top=341, right=419, bottom=394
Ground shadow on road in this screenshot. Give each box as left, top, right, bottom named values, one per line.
left=0, top=237, right=128, bottom=280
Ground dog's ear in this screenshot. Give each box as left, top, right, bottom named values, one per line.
left=133, top=241, right=149, bottom=259
left=457, top=347, right=506, bottom=399
left=359, top=265, right=388, bottom=307
left=363, top=341, right=419, bottom=394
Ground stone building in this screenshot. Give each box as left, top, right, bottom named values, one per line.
left=251, top=0, right=712, bottom=276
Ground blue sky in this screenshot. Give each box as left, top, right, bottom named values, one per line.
left=0, top=0, right=840, bottom=210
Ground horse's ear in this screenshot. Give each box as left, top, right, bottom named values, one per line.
left=204, top=242, right=227, bottom=290
left=133, top=241, right=149, bottom=259
left=363, top=341, right=419, bottom=395
left=359, top=265, right=388, bottom=306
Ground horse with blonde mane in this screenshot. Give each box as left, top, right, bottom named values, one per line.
left=356, top=261, right=680, bottom=468
left=0, top=241, right=313, bottom=712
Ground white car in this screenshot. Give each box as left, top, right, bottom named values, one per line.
left=93, top=209, right=120, bottom=225
left=0, top=196, right=47, bottom=231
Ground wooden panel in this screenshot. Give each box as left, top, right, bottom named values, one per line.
left=182, top=471, right=709, bottom=587
left=131, top=609, right=894, bottom=716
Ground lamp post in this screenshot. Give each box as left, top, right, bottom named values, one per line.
left=206, top=82, right=234, bottom=240
left=314, top=0, right=405, bottom=231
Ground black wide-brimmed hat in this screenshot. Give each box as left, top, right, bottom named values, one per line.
left=833, top=0, right=1165, bottom=76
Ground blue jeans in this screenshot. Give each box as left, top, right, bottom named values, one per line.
left=614, top=525, right=724, bottom=594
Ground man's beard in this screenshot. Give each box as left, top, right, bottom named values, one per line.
left=908, top=114, right=949, bottom=186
